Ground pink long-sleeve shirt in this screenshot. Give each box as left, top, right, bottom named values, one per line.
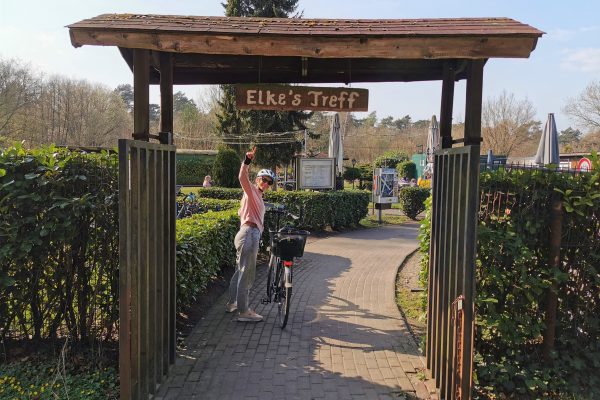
left=238, top=162, right=265, bottom=232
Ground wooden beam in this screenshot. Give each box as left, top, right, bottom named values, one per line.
left=463, top=60, right=485, bottom=146
left=70, top=29, right=540, bottom=60
left=133, top=49, right=150, bottom=141
left=440, top=62, right=456, bottom=149
left=159, top=52, right=174, bottom=145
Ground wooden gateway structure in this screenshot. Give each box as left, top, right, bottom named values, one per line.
left=68, top=15, right=543, bottom=400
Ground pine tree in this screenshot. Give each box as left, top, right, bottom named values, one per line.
left=216, top=0, right=310, bottom=169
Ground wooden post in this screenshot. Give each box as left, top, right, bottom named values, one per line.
left=440, top=62, right=455, bottom=149
left=159, top=52, right=174, bottom=145
left=543, top=196, right=563, bottom=362
left=133, top=49, right=150, bottom=141
left=463, top=60, right=484, bottom=146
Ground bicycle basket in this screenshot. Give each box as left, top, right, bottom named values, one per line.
left=272, top=229, right=309, bottom=261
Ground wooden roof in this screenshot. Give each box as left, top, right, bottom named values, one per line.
left=68, top=14, right=543, bottom=84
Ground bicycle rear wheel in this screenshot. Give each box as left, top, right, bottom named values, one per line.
left=277, top=265, right=292, bottom=329
left=266, top=254, right=276, bottom=300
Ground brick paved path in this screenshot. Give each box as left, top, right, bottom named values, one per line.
left=156, top=223, right=436, bottom=399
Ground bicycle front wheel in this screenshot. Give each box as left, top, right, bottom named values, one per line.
left=266, top=254, right=277, bottom=300
left=277, top=265, right=292, bottom=329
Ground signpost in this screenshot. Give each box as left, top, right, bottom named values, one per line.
left=236, top=84, right=368, bottom=112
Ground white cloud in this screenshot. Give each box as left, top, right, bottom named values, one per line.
left=561, top=48, right=600, bottom=73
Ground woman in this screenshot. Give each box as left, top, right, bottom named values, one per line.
left=226, top=147, right=276, bottom=322
left=202, top=175, right=212, bottom=188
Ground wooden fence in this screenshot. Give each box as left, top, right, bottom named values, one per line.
left=118, top=139, right=177, bottom=399
left=426, top=145, right=480, bottom=400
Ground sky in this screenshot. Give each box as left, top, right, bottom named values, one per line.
left=1, top=0, right=599, bottom=133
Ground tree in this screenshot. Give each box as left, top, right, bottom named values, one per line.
left=114, top=84, right=134, bottom=112
left=482, top=91, right=538, bottom=156
left=216, top=0, right=309, bottom=169
left=0, top=58, right=41, bottom=135
left=174, top=91, right=196, bottom=113
left=212, top=146, right=241, bottom=187
left=564, top=80, right=600, bottom=132
left=394, top=115, right=412, bottom=130
left=559, top=127, right=582, bottom=145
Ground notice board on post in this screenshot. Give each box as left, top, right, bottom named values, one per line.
left=297, top=158, right=335, bottom=190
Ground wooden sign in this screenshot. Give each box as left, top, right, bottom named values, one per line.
left=235, top=84, right=368, bottom=112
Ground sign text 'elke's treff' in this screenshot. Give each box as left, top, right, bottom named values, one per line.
left=235, top=85, right=368, bottom=112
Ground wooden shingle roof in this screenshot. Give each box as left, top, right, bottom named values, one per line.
left=67, top=14, right=543, bottom=84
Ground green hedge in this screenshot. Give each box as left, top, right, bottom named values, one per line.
left=0, top=144, right=119, bottom=344
left=175, top=210, right=239, bottom=310
left=176, top=158, right=212, bottom=186
left=398, top=186, right=430, bottom=220
left=197, top=187, right=243, bottom=200
left=419, top=162, right=600, bottom=398
left=193, top=197, right=240, bottom=212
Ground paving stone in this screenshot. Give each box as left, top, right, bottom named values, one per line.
left=154, top=225, right=439, bottom=399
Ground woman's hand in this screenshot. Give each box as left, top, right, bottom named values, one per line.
left=246, top=146, right=256, bottom=161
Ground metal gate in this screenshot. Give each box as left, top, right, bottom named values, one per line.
left=426, top=145, right=480, bottom=400
left=118, top=139, right=177, bottom=399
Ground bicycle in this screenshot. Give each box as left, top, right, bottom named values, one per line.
left=176, top=186, right=203, bottom=219
left=261, top=204, right=310, bottom=329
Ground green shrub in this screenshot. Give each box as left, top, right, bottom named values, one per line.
left=197, top=187, right=243, bottom=200
left=212, top=147, right=241, bottom=188
left=0, top=144, right=119, bottom=344
left=176, top=210, right=239, bottom=310
left=418, top=160, right=600, bottom=398
left=265, top=190, right=370, bottom=231
left=194, top=197, right=239, bottom=212
left=343, top=166, right=361, bottom=182
left=176, top=157, right=212, bottom=185
left=398, top=187, right=430, bottom=219
left=373, top=151, right=408, bottom=169
left=397, top=160, right=417, bottom=180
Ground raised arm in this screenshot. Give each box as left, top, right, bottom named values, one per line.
left=239, top=147, right=256, bottom=194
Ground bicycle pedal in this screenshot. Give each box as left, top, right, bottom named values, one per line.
left=261, top=297, right=271, bottom=304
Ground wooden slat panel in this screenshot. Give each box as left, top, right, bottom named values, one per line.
left=138, top=148, right=149, bottom=399
left=147, top=149, right=157, bottom=394
left=162, top=150, right=171, bottom=373
left=118, top=140, right=132, bottom=400
left=130, top=146, right=141, bottom=399
left=168, top=149, right=177, bottom=363
left=155, top=149, right=165, bottom=382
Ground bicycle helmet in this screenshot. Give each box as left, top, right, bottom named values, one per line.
left=256, top=169, right=276, bottom=183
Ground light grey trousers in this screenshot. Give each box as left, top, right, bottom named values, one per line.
left=228, top=225, right=261, bottom=313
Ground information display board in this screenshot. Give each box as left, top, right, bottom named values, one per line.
left=373, top=168, right=398, bottom=204
left=297, top=158, right=335, bottom=190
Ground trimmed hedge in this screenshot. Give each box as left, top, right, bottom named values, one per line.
left=176, top=158, right=212, bottom=186
left=264, top=190, right=370, bottom=231
left=398, top=187, right=430, bottom=220
left=212, top=147, right=241, bottom=188
left=175, top=210, right=240, bottom=310
left=197, top=187, right=243, bottom=200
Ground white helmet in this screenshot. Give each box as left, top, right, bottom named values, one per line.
left=257, top=169, right=276, bottom=183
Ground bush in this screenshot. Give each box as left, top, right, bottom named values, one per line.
left=197, top=187, right=243, bottom=200
left=397, top=160, right=417, bottom=180
left=398, top=187, right=430, bottom=220
left=212, top=147, right=240, bottom=188
left=0, top=144, right=119, bottom=344
left=419, top=161, right=600, bottom=398
left=176, top=157, right=212, bottom=186
left=265, top=190, right=370, bottom=231
left=373, top=151, right=407, bottom=169
left=343, top=166, right=361, bottom=182
left=176, top=210, right=240, bottom=310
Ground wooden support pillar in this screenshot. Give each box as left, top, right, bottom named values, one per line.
left=159, top=52, right=174, bottom=145
left=133, top=49, right=150, bottom=141
left=463, top=60, right=485, bottom=146
left=440, top=62, right=455, bottom=149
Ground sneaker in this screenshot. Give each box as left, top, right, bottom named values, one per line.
left=225, top=302, right=237, bottom=313
left=237, top=309, right=263, bottom=322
